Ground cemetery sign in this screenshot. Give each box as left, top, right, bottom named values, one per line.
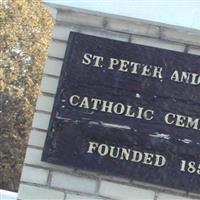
left=42, top=32, right=200, bottom=193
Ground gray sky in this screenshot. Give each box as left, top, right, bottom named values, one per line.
left=44, top=0, right=200, bottom=30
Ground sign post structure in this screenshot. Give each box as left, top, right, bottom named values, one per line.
left=42, top=32, right=200, bottom=194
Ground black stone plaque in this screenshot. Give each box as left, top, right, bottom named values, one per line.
left=42, top=32, right=200, bottom=193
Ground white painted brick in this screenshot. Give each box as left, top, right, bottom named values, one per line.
left=188, top=47, right=200, bottom=56
left=44, top=57, right=63, bottom=77
left=99, top=180, right=155, bottom=200
left=24, top=147, right=49, bottom=166
left=18, top=184, right=64, bottom=200
left=24, top=147, right=74, bottom=172
left=20, top=166, right=49, bottom=185
left=51, top=172, right=98, bottom=194
left=79, top=28, right=129, bottom=42
left=52, top=25, right=79, bottom=41
left=161, top=27, right=200, bottom=46
left=157, top=193, right=191, bottom=200
left=131, top=35, right=185, bottom=52
left=57, top=10, right=104, bottom=28
left=46, top=5, right=57, bottom=19
left=48, top=40, right=67, bottom=59
left=36, top=94, right=55, bottom=113
left=25, top=147, right=59, bottom=169
left=105, top=18, right=159, bottom=37
left=28, top=130, right=47, bottom=148
left=66, top=193, right=105, bottom=200
left=41, top=76, right=59, bottom=94
left=32, top=112, right=50, bottom=130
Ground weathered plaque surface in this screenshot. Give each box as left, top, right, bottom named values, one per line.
left=42, top=32, right=200, bottom=193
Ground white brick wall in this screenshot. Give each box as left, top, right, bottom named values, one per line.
left=48, top=40, right=67, bottom=59
left=99, top=180, right=155, bottom=200
left=40, top=76, right=59, bottom=94
left=32, top=112, right=50, bottom=130
left=24, top=147, right=74, bottom=172
left=79, top=28, right=130, bottom=42
left=157, top=193, right=192, bottom=200
left=46, top=6, right=57, bottom=19
left=18, top=2, right=200, bottom=200
left=188, top=46, right=200, bottom=56
left=20, top=166, right=49, bottom=185
left=52, top=25, right=79, bottom=41
left=105, top=17, right=159, bottom=38
left=160, top=27, right=200, bottom=46
left=36, top=94, right=54, bottom=113
left=18, top=184, right=65, bottom=200
left=56, top=10, right=104, bottom=28
left=44, top=57, right=63, bottom=77
left=24, top=148, right=44, bottom=166
left=28, top=130, right=46, bottom=148
left=131, top=35, right=185, bottom=52
left=66, top=193, right=106, bottom=200
left=51, top=172, right=98, bottom=194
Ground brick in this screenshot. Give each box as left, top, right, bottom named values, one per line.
left=32, top=112, right=50, bottom=130
left=188, top=193, right=200, bottom=199
left=157, top=193, right=191, bottom=200
left=160, top=27, right=200, bottom=46
left=131, top=35, right=185, bottom=52
left=45, top=5, right=57, bottom=19
left=36, top=94, right=55, bottom=113
left=66, top=193, right=105, bottom=200
left=20, top=166, right=49, bottom=185
left=48, top=40, right=67, bottom=59
left=44, top=57, right=63, bottom=77
left=28, top=130, right=47, bottom=148
left=24, top=148, right=45, bottom=166
left=18, top=184, right=64, bottom=200
left=52, top=25, right=79, bottom=41
left=99, top=180, right=155, bottom=200
left=40, top=76, right=59, bottom=94
left=24, top=147, right=74, bottom=172
left=57, top=10, right=104, bottom=28
left=79, top=28, right=129, bottom=42
left=188, top=47, right=200, bottom=56
left=51, top=172, right=98, bottom=194
left=105, top=17, right=159, bottom=37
